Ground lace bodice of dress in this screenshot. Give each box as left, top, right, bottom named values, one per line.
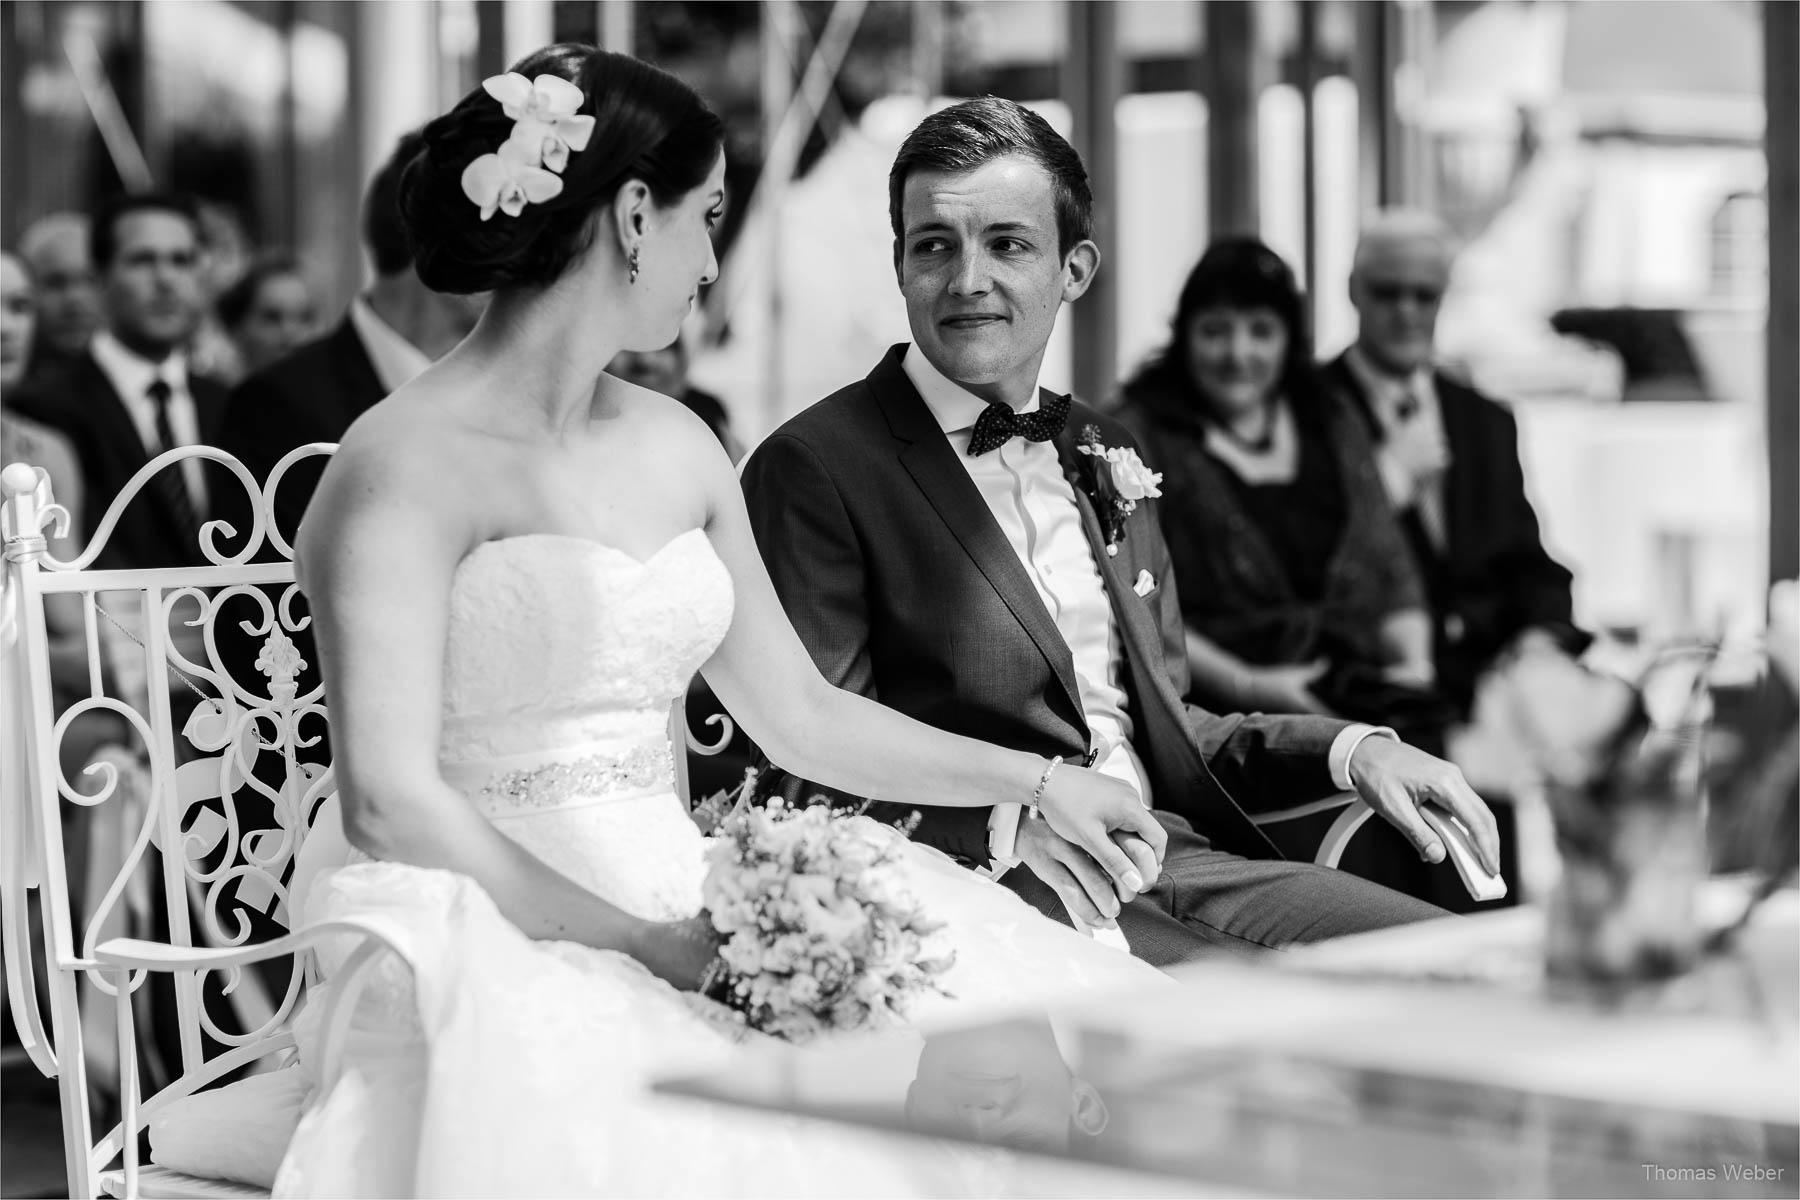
left=438, top=529, right=734, bottom=763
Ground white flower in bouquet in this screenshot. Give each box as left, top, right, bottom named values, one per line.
left=699, top=798, right=954, bottom=1042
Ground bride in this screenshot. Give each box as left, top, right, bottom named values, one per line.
left=272, top=43, right=1175, bottom=1197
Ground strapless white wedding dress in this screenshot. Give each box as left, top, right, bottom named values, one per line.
left=273, top=530, right=1169, bottom=1198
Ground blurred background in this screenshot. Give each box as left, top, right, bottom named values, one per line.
left=1, top=9, right=1795, bottom=1193
left=2, top=0, right=1793, bottom=651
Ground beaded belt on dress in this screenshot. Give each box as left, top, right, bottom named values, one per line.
left=445, top=741, right=675, bottom=815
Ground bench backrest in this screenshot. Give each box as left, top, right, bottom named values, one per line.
left=2, top=444, right=341, bottom=1196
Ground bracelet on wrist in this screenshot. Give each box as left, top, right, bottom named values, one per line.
left=1028, top=756, right=1064, bottom=820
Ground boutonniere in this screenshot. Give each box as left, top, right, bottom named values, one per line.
left=1074, top=425, right=1163, bottom=556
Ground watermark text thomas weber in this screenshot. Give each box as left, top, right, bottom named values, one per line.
left=1643, top=1164, right=1787, bottom=1183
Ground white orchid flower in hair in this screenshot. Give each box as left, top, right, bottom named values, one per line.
left=484, top=71, right=598, bottom=174
left=461, top=137, right=564, bottom=220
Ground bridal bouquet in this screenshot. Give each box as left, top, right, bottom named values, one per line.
left=699, top=795, right=954, bottom=1042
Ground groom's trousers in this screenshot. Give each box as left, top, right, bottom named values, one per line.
left=1002, top=811, right=1448, bottom=968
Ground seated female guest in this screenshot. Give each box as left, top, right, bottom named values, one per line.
left=1113, top=238, right=1452, bottom=747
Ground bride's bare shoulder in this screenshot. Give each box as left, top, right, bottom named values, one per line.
left=301, top=385, right=500, bottom=558
left=600, top=375, right=734, bottom=477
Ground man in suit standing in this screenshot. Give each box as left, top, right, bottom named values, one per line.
left=1319, top=211, right=1590, bottom=716
left=742, top=99, right=1500, bottom=966
left=217, top=131, right=479, bottom=542
left=16, top=194, right=224, bottom=570
left=8, top=194, right=230, bottom=1093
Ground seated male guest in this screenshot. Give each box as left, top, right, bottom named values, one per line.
left=217, top=130, right=478, bottom=542
left=1320, top=210, right=1590, bottom=715
left=13, top=193, right=225, bottom=570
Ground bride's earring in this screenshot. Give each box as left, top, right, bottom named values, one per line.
left=629, top=246, right=640, bottom=285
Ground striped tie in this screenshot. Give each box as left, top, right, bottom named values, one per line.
left=146, top=378, right=202, bottom=553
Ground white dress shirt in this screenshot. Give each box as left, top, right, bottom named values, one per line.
left=902, top=347, right=1388, bottom=870
left=89, top=329, right=208, bottom=511
left=903, top=349, right=1149, bottom=816
left=347, top=296, right=434, bottom=394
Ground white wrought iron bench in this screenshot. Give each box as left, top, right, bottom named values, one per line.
left=1, top=444, right=387, bottom=1198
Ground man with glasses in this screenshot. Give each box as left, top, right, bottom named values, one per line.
left=1322, top=209, right=1588, bottom=718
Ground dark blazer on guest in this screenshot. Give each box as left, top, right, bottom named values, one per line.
left=216, top=316, right=387, bottom=545
left=741, top=345, right=1348, bottom=870
left=13, top=350, right=228, bottom=570
left=206, top=317, right=390, bottom=755
left=1320, top=353, right=1590, bottom=709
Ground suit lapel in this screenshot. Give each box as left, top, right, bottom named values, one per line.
left=331, top=318, right=388, bottom=421
left=191, top=377, right=228, bottom=445
left=867, top=351, right=1085, bottom=723
left=1053, top=414, right=1190, bottom=726
left=1432, top=370, right=1474, bottom=555
left=78, top=354, right=156, bottom=470
left=68, top=353, right=192, bottom=563
left=1326, top=354, right=1381, bottom=437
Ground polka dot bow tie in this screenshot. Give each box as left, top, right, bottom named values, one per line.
left=966, top=394, right=1072, bottom=456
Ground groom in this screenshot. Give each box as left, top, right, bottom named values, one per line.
left=741, top=97, right=1498, bottom=964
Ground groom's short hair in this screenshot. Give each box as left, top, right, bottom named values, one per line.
left=888, top=96, right=1094, bottom=261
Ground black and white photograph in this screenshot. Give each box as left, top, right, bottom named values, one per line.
left=1, top=1, right=1795, bottom=1197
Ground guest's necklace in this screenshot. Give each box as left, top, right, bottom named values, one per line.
left=1202, top=397, right=1300, bottom=485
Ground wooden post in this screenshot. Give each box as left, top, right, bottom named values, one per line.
left=1353, top=0, right=1392, bottom=215
left=1393, top=0, right=1435, bottom=209
left=475, top=1, right=506, bottom=78
left=913, top=0, right=943, bottom=100
left=1067, top=0, right=1121, bottom=404
left=1203, top=0, right=1259, bottom=237
left=1298, top=0, right=1320, bottom=311
left=598, top=0, right=635, bottom=55
left=760, top=1, right=798, bottom=435
left=1766, top=0, right=1799, bottom=583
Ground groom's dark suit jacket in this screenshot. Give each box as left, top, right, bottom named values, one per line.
left=742, top=345, right=1348, bottom=869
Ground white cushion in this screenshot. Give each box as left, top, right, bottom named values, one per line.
left=148, top=1068, right=312, bottom=1190
left=101, top=1164, right=270, bottom=1198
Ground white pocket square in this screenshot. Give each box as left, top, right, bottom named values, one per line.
left=1132, top=569, right=1156, bottom=598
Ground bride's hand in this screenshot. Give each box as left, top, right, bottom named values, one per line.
left=636, top=915, right=723, bottom=992
left=1034, top=765, right=1166, bottom=899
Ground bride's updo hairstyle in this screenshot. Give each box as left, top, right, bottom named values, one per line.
left=401, top=44, right=724, bottom=295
